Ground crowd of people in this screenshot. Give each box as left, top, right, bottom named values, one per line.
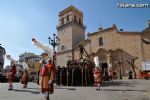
left=55, top=64, right=94, bottom=86
left=4, top=38, right=116, bottom=100
left=6, top=54, right=56, bottom=100
left=5, top=54, right=116, bottom=100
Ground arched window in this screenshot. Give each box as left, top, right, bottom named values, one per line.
left=74, top=15, right=77, bottom=22
left=79, top=18, right=81, bottom=25
left=99, top=37, right=104, bottom=46
left=67, top=15, right=69, bottom=22
left=61, top=17, right=64, bottom=24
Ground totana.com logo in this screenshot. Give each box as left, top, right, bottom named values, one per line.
left=117, top=2, right=150, bottom=8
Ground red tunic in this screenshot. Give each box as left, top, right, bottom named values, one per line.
left=109, top=68, right=113, bottom=78
left=21, top=70, right=28, bottom=84
left=93, top=67, right=102, bottom=85
left=40, top=65, right=49, bottom=93
left=7, top=65, right=16, bottom=82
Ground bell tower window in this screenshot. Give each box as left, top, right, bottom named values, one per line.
left=74, top=15, right=77, bottom=22
left=67, top=15, right=69, bottom=22
left=99, top=37, right=104, bottom=46
left=61, top=17, right=64, bottom=25
left=79, top=18, right=81, bottom=25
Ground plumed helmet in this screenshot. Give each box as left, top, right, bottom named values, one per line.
left=94, top=56, right=99, bottom=67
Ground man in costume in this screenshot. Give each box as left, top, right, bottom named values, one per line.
left=108, top=67, right=113, bottom=81
left=40, top=59, right=53, bottom=100
left=32, top=38, right=54, bottom=100
left=6, top=55, right=17, bottom=90
left=47, top=59, right=56, bottom=94
left=21, top=60, right=29, bottom=88
left=93, top=56, right=103, bottom=91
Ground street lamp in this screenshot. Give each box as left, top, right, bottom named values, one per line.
left=48, top=33, right=60, bottom=61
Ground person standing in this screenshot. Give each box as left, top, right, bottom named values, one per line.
left=7, top=61, right=16, bottom=90
left=40, top=59, right=53, bottom=100
left=93, top=67, right=103, bottom=91
left=32, top=38, right=55, bottom=100
left=108, top=67, right=113, bottom=81
left=47, top=59, right=56, bottom=94
left=93, top=56, right=103, bottom=91
left=6, top=55, right=17, bottom=90
left=21, top=60, right=29, bottom=88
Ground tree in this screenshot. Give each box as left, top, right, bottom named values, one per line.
left=127, top=57, right=138, bottom=79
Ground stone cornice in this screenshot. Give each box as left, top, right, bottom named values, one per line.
left=56, top=21, right=86, bottom=30
left=59, top=5, right=83, bottom=17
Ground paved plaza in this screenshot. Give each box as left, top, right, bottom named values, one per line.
left=0, top=80, right=150, bottom=100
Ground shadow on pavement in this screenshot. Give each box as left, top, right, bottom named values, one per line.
left=27, top=87, right=40, bottom=90
left=13, top=89, right=40, bottom=94
left=102, top=89, right=147, bottom=92
left=102, top=80, right=137, bottom=87
left=55, top=87, right=76, bottom=91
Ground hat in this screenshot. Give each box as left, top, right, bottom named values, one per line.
left=94, top=56, right=99, bottom=67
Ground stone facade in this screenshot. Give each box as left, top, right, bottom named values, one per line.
left=56, top=6, right=85, bottom=66
left=73, top=22, right=150, bottom=79
left=19, top=52, right=41, bottom=81
left=56, top=6, right=150, bottom=79
left=0, top=45, right=6, bottom=74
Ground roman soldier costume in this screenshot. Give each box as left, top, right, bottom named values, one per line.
left=108, top=67, right=113, bottom=81
left=6, top=55, right=17, bottom=90
left=21, top=60, right=29, bottom=88
left=32, top=38, right=55, bottom=100
left=93, top=56, right=103, bottom=91
left=40, top=60, right=54, bottom=100
left=47, top=60, right=56, bottom=94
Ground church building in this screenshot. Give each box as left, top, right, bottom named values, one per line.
left=56, top=6, right=150, bottom=79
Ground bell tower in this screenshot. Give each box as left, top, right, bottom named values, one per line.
left=56, top=6, right=86, bottom=66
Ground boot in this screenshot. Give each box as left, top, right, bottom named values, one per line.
left=8, top=85, right=13, bottom=90
left=46, top=96, right=50, bottom=100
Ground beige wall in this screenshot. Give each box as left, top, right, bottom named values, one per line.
left=56, top=51, right=72, bottom=67
left=57, top=26, right=73, bottom=52
left=57, top=6, right=85, bottom=67
left=72, top=25, right=85, bottom=47
left=58, top=26, right=150, bottom=77
left=117, top=33, right=143, bottom=71
left=90, top=29, right=118, bottom=53
left=142, top=31, right=150, bottom=61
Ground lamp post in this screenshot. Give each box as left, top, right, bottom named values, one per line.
left=48, top=33, right=60, bottom=61
left=47, top=33, right=60, bottom=98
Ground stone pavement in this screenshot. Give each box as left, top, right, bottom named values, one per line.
left=0, top=80, right=150, bottom=100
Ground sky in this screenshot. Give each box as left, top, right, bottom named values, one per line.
left=0, top=0, right=150, bottom=67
